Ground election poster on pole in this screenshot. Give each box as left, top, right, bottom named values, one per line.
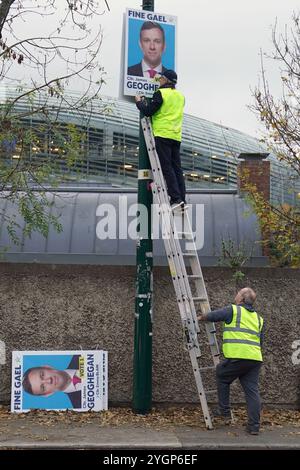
left=11, top=350, right=108, bottom=412
left=124, top=8, right=177, bottom=98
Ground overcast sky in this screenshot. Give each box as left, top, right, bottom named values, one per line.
left=97, top=0, right=300, bottom=138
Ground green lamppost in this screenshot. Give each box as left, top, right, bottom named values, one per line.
left=133, top=0, right=155, bottom=414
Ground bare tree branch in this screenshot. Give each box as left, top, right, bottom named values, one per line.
left=0, top=0, right=110, bottom=245
left=248, top=12, right=300, bottom=266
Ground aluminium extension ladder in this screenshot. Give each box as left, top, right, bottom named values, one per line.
left=141, top=117, right=220, bottom=429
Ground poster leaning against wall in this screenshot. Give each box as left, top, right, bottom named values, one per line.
left=11, top=350, right=108, bottom=412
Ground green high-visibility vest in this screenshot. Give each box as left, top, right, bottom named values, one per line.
left=222, top=305, right=263, bottom=361
left=151, top=87, right=185, bottom=142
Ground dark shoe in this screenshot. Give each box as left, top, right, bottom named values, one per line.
left=212, top=408, right=232, bottom=425
left=171, top=201, right=185, bottom=212
left=246, top=425, right=259, bottom=435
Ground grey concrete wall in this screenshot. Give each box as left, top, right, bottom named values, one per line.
left=0, top=264, right=299, bottom=406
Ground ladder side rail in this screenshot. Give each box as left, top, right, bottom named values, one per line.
left=141, top=117, right=217, bottom=428
left=190, top=348, right=213, bottom=430
left=141, top=117, right=194, bottom=306
left=142, top=118, right=201, bottom=350
left=182, top=211, right=208, bottom=296
left=151, top=184, right=201, bottom=355
left=146, top=124, right=219, bottom=363
left=183, top=213, right=220, bottom=363
left=142, top=118, right=200, bottom=332
left=156, top=194, right=214, bottom=427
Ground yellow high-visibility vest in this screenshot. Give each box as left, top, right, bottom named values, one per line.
left=151, top=87, right=185, bottom=142
left=222, top=305, right=263, bottom=361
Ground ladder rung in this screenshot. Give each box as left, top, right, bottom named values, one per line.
left=182, top=252, right=197, bottom=257
left=177, top=231, right=193, bottom=239
left=193, top=296, right=207, bottom=302
left=188, top=275, right=201, bottom=279
left=199, top=366, right=215, bottom=372
left=205, top=340, right=219, bottom=346
left=205, top=389, right=218, bottom=394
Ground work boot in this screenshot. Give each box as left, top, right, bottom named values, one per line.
left=211, top=408, right=232, bottom=425
left=170, top=201, right=186, bottom=212
left=245, top=425, right=259, bottom=435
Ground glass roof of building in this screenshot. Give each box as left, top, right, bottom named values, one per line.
left=1, top=86, right=299, bottom=205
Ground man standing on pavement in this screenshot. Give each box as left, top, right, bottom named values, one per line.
left=198, top=287, right=264, bottom=435
left=135, top=69, right=186, bottom=210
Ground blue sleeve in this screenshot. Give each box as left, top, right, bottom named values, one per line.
left=260, top=321, right=265, bottom=347
left=135, top=90, right=163, bottom=116
left=206, top=305, right=233, bottom=324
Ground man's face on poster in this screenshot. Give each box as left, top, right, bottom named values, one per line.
left=139, top=27, right=165, bottom=68
left=27, top=366, right=70, bottom=396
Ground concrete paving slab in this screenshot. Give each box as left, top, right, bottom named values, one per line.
left=0, top=423, right=181, bottom=449
left=174, top=425, right=300, bottom=449
left=0, top=420, right=300, bottom=449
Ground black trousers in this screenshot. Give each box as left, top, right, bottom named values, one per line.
left=216, top=358, right=262, bottom=431
left=154, top=136, right=186, bottom=204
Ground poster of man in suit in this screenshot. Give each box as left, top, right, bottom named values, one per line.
left=124, top=8, right=177, bottom=98
left=11, top=350, right=108, bottom=412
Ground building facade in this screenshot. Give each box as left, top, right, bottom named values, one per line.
left=1, top=86, right=299, bottom=205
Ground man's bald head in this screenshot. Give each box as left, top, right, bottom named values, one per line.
left=235, top=287, right=256, bottom=305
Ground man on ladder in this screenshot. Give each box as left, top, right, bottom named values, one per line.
left=135, top=69, right=186, bottom=210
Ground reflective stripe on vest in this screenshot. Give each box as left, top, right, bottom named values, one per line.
left=222, top=305, right=263, bottom=361
left=151, top=88, right=185, bottom=141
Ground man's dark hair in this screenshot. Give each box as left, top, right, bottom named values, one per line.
left=140, top=21, right=165, bottom=43
left=22, top=367, right=40, bottom=395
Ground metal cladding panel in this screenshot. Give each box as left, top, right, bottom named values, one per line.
left=71, top=192, right=100, bottom=254
left=0, top=191, right=263, bottom=263
left=46, top=193, right=75, bottom=253
left=152, top=202, right=165, bottom=257
left=94, top=193, right=119, bottom=255
left=210, top=194, right=239, bottom=257
left=186, top=193, right=214, bottom=257
left=116, top=193, right=138, bottom=256
left=235, top=197, right=261, bottom=257
left=152, top=237, right=165, bottom=257
left=0, top=198, right=8, bottom=247
left=0, top=197, right=24, bottom=252
left=22, top=218, right=48, bottom=253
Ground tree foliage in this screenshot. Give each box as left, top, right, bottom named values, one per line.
left=240, top=168, right=300, bottom=268
left=249, top=12, right=300, bottom=267
left=0, top=1, right=110, bottom=246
